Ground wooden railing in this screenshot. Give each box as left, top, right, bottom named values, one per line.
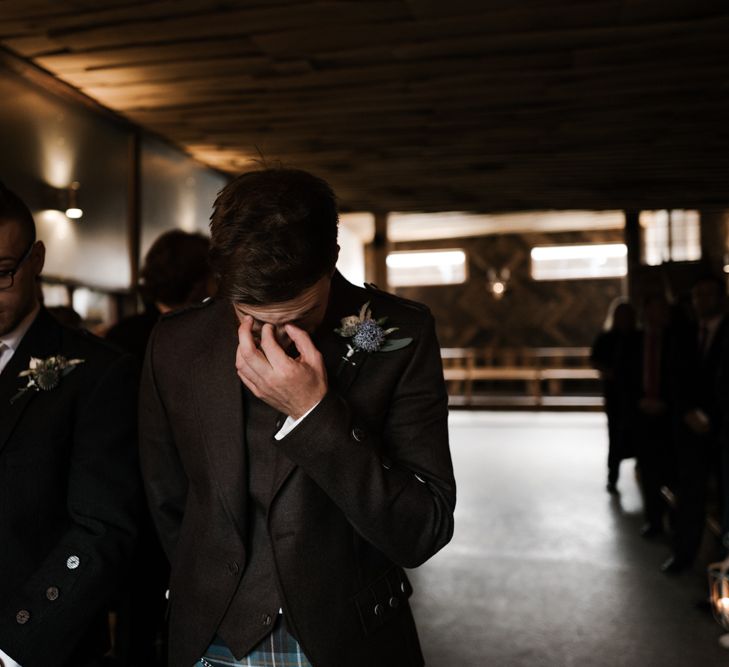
left=441, top=346, right=602, bottom=407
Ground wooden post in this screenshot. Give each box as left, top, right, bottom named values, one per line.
left=126, top=131, right=141, bottom=316
left=624, top=209, right=641, bottom=303
left=699, top=209, right=729, bottom=277
left=371, top=211, right=390, bottom=290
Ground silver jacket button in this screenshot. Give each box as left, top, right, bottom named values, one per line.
left=66, top=555, right=80, bottom=569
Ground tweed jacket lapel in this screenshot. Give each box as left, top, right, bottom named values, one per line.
left=270, top=273, right=369, bottom=500
left=318, top=272, right=372, bottom=393
left=0, top=309, right=59, bottom=455
left=191, top=300, right=247, bottom=540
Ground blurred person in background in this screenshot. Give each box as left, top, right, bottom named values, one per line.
left=106, top=229, right=214, bottom=362
left=634, top=294, right=675, bottom=539
left=591, top=299, right=640, bottom=494
left=663, top=275, right=728, bottom=574
left=105, top=228, right=214, bottom=667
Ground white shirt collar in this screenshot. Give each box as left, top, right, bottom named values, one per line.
left=0, top=303, right=41, bottom=354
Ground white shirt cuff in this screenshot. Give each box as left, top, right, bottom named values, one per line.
left=0, top=647, right=22, bottom=667
left=274, top=401, right=321, bottom=440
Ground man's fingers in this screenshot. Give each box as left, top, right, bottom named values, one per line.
left=285, top=324, right=321, bottom=365
left=236, top=351, right=264, bottom=384
left=237, top=317, right=271, bottom=372
left=237, top=315, right=257, bottom=353
left=236, top=316, right=265, bottom=358
left=260, top=323, right=289, bottom=367
left=237, top=369, right=262, bottom=399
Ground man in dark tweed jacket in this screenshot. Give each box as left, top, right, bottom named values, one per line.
left=139, top=168, right=456, bottom=667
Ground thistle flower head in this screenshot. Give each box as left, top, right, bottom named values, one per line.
left=352, top=319, right=386, bottom=353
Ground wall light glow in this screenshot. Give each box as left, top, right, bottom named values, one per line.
left=36, top=210, right=75, bottom=241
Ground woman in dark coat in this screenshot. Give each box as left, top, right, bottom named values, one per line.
left=591, top=300, right=641, bottom=493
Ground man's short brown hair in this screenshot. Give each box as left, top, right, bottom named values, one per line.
left=0, top=182, right=36, bottom=247
left=209, top=168, right=338, bottom=305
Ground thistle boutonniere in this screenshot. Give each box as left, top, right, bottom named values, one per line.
left=334, top=302, right=413, bottom=365
left=11, top=355, right=85, bottom=404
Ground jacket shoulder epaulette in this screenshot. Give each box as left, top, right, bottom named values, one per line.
left=160, top=297, right=214, bottom=320
left=363, top=283, right=430, bottom=313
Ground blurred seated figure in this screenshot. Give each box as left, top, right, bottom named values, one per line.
left=663, top=275, right=728, bottom=575
left=105, top=229, right=214, bottom=667
left=591, top=300, right=640, bottom=494
left=106, top=229, right=214, bottom=361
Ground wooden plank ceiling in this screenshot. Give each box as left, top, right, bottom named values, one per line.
left=1, top=0, right=728, bottom=213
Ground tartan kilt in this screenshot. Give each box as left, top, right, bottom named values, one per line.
left=195, top=616, right=313, bottom=667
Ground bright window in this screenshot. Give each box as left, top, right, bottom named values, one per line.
left=41, top=282, right=70, bottom=307
left=530, top=244, right=627, bottom=280
left=387, top=249, right=467, bottom=287
left=72, top=287, right=115, bottom=325
left=640, top=209, right=701, bottom=266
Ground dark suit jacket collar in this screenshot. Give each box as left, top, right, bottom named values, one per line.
left=0, top=308, right=62, bottom=452
left=317, top=271, right=363, bottom=334
left=190, top=300, right=246, bottom=537
left=314, top=271, right=370, bottom=387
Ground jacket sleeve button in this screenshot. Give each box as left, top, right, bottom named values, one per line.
left=389, top=596, right=399, bottom=608
left=373, top=603, right=384, bottom=616
left=66, top=555, right=80, bottom=569
left=351, top=427, right=366, bottom=442
left=16, top=609, right=30, bottom=624
left=46, top=586, right=60, bottom=601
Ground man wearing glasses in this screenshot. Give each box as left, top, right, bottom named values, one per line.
left=0, top=183, right=140, bottom=667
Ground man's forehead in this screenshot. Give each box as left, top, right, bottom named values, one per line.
left=236, top=300, right=314, bottom=320
left=233, top=276, right=330, bottom=322
left=0, top=219, right=24, bottom=256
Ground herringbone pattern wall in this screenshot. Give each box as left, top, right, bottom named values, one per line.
left=394, top=230, right=625, bottom=348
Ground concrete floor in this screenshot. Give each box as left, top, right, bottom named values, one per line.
left=409, top=411, right=728, bottom=667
